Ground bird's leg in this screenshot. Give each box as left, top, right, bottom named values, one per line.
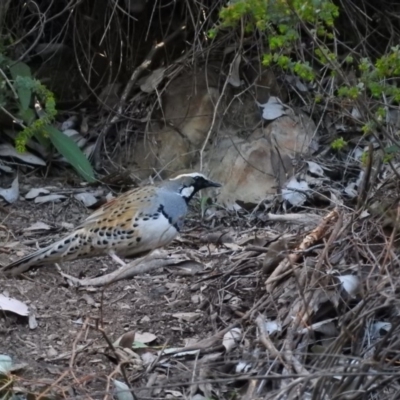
left=108, top=250, right=127, bottom=267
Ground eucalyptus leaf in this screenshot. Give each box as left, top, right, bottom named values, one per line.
left=113, top=379, right=134, bottom=400
left=43, top=125, right=95, bottom=182
left=0, top=355, right=13, bottom=374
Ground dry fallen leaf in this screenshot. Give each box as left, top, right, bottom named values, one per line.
left=74, top=192, right=98, bottom=207
left=172, top=312, right=201, bottom=323
left=34, top=194, right=67, bottom=204
left=134, top=332, right=157, bottom=344
left=0, top=143, right=46, bottom=166
left=0, top=294, right=29, bottom=316
left=24, top=222, right=52, bottom=231
left=222, top=327, right=242, bottom=352
left=0, top=176, right=19, bottom=204
left=25, top=188, right=50, bottom=200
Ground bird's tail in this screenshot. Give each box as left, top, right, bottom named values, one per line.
left=2, top=229, right=88, bottom=276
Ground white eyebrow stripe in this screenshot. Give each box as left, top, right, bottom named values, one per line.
left=170, top=172, right=207, bottom=181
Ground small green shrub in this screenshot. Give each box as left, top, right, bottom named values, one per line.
left=0, top=54, right=95, bottom=182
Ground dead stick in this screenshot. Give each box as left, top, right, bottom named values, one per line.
left=265, top=208, right=339, bottom=293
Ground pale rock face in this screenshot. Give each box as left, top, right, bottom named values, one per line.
left=203, top=111, right=317, bottom=209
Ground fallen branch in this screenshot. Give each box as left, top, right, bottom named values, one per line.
left=265, top=208, right=340, bottom=293
left=58, top=250, right=186, bottom=287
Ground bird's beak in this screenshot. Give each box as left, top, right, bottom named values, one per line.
left=207, top=180, right=222, bottom=188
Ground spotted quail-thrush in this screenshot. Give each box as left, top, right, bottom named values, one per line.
left=2, top=173, right=221, bottom=276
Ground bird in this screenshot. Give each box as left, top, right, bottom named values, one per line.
left=2, top=173, right=221, bottom=277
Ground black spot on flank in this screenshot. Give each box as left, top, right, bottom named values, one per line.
left=143, top=217, right=149, bottom=221
left=93, top=227, right=100, bottom=233
left=50, top=250, right=58, bottom=255
left=135, top=218, right=139, bottom=221
left=133, top=223, right=139, bottom=227
left=82, top=252, right=88, bottom=256
left=127, top=230, right=134, bottom=234
left=106, top=232, right=112, bottom=237
left=128, top=242, right=134, bottom=246
left=99, top=231, right=104, bottom=237
left=136, top=237, right=141, bottom=242
left=97, top=240, right=102, bottom=245
left=57, top=244, right=63, bottom=250
left=64, top=238, right=71, bottom=244
left=103, top=240, right=109, bottom=245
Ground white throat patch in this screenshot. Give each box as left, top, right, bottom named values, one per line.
left=171, top=172, right=207, bottom=181
left=180, top=186, right=195, bottom=198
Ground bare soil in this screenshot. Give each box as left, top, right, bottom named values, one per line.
left=0, top=177, right=264, bottom=399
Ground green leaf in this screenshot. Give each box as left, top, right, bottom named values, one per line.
left=9, top=62, right=31, bottom=79
left=132, top=341, right=148, bottom=349
left=18, top=107, right=35, bottom=125
left=43, top=125, right=95, bottom=182
left=9, top=63, right=32, bottom=111
left=35, top=131, right=52, bottom=149
left=15, top=85, right=31, bottom=111
left=385, top=145, right=400, bottom=155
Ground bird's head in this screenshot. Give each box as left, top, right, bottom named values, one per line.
left=169, top=172, right=222, bottom=202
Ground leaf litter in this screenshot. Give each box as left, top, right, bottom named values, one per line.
left=1, top=165, right=400, bottom=400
